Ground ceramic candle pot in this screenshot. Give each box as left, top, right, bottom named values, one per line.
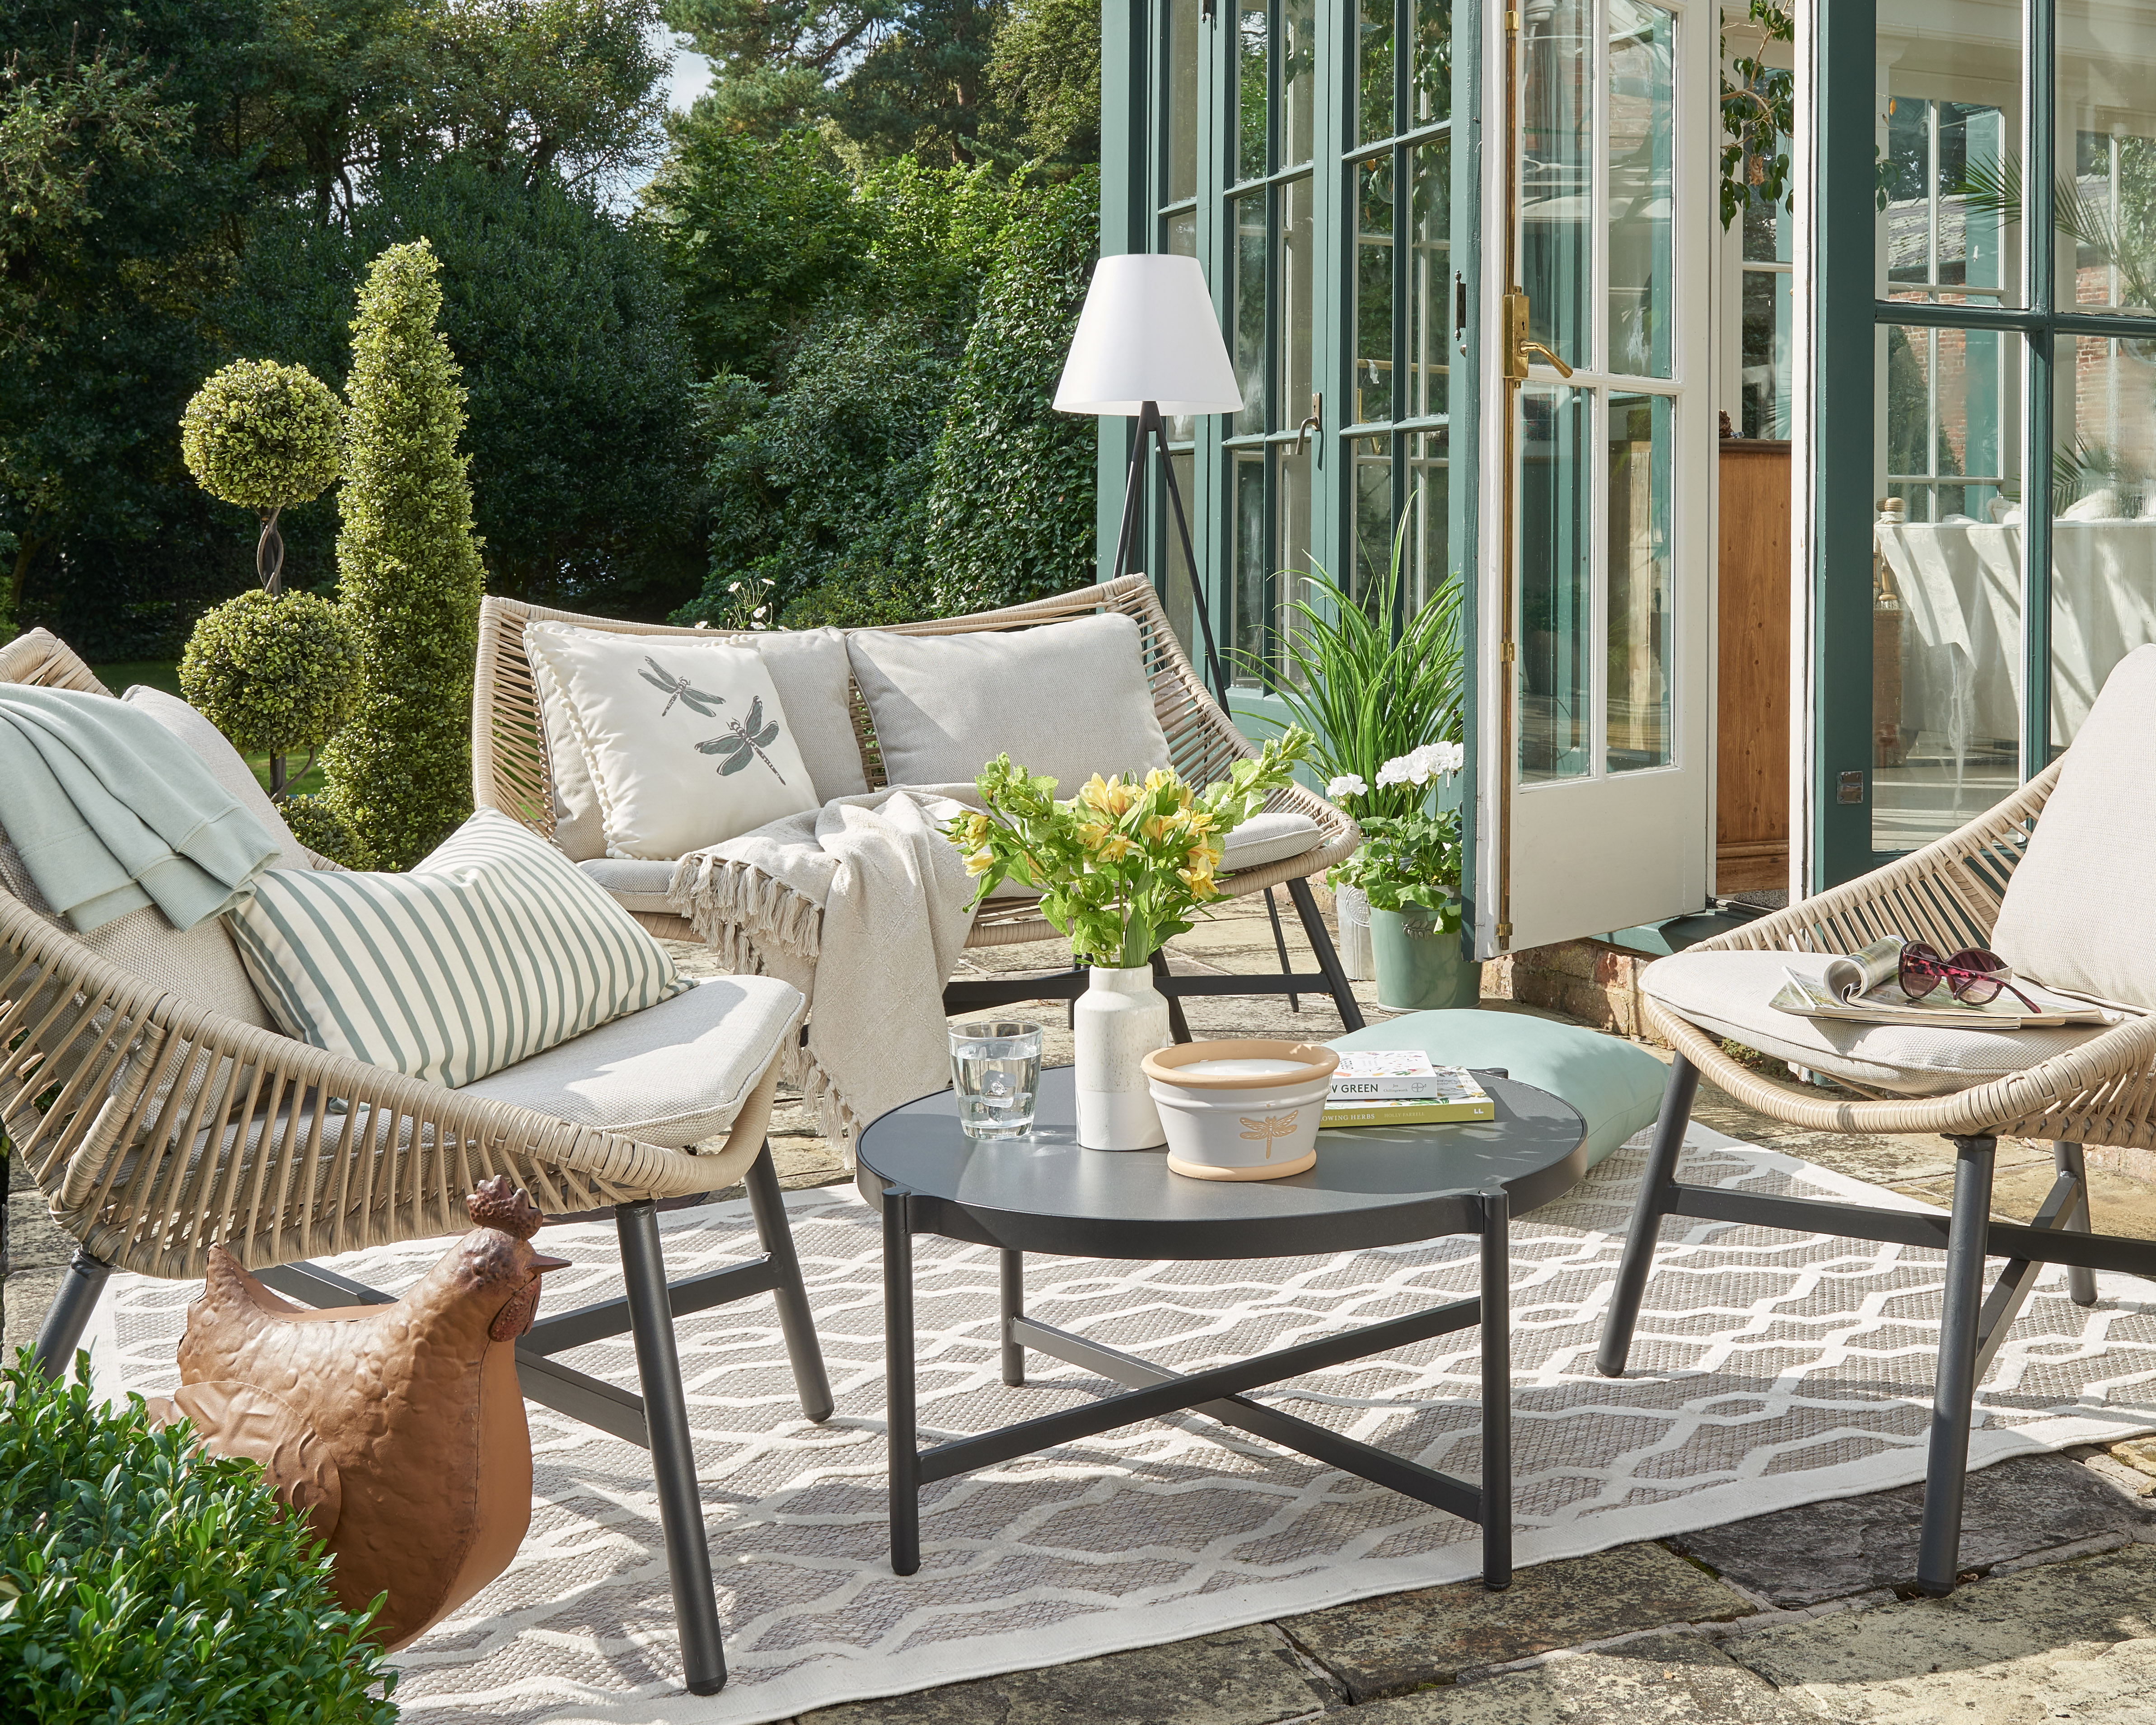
left=1141, top=1039, right=1341, bottom=1181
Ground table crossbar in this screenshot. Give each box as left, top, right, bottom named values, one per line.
left=1009, top=1316, right=1486, bottom=1522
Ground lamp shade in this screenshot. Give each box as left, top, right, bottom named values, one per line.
left=1053, top=253, right=1244, bottom=417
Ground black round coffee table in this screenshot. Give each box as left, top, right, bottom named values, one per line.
left=857, top=1066, right=1588, bottom=1588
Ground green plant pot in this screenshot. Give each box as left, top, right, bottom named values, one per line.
left=1369, top=901, right=1483, bottom=1012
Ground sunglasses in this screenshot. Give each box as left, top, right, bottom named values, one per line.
left=1898, top=942, right=2044, bottom=1013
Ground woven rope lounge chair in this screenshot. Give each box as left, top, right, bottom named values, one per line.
left=3, top=628, right=828, bottom=1695
left=1596, top=651, right=2156, bottom=1599
left=472, top=575, right=1367, bottom=1035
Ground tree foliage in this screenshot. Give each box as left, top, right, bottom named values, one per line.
left=664, top=0, right=1008, bottom=164
left=988, top=0, right=1099, bottom=168
left=320, top=239, right=486, bottom=867
left=925, top=168, right=1098, bottom=612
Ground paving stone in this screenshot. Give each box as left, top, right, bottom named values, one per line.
left=1278, top=1543, right=1755, bottom=1702
left=1671, top=1453, right=2156, bottom=1609
left=2, top=1266, right=62, bottom=1363
left=7, top=1185, right=72, bottom=1274
left=1725, top=1541, right=2156, bottom=1721
left=1352, top=1632, right=1826, bottom=1724
left=795, top=1624, right=1336, bottom=1725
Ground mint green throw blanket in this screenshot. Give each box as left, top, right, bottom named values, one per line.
left=0, top=685, right=278, bottom=933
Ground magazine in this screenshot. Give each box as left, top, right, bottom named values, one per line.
left=1769, top=937, right=2123, bottom=1030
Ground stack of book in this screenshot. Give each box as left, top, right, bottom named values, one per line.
left=1320, top=1051, right=1495, bottom=1129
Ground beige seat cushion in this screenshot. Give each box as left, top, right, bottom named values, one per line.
left=122, top=686, right=310, bottom=871
left=1992, top=645, right=2156, bottom=1012
left=577, top=857, right=678, bottom=914
left=1641, top=948, right=2108, bottom=1097
left=460, top=974, right=804, bottom=1148
left=848, top=613, right=1172, bottom=793
left=534, top=626, right=865, bottom=860
left=985, top=806, right=1324, bottom=900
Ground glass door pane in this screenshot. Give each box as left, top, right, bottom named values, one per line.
left=1605, top=0, right=1673, bottom=378
left=1519, top=384, right=1590, bottom=782
left=1521, top=0, right=1593, bottom=366
left=1872, top=325, right=2025, bottom=852
left=1607, top=393, right=1672, bottom=770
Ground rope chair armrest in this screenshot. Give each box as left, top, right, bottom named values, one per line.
left=1650, top=997, right=2156, bottom=1144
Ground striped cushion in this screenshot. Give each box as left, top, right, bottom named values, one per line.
left=229, top=809, right=689, bottom=1088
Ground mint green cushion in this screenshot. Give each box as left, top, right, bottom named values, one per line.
left=1329, top=1009, right=1669, bottom=1170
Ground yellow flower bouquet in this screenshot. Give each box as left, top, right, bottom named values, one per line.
left=945, top=728, right=1316, bottom=968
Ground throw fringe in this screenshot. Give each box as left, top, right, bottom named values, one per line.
left=669, top=853, right=824, bottom=969
left=669, top=851, right=866, bottom=1164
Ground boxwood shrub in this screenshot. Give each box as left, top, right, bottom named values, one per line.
left=0, top=1355, right=398, bottom=1724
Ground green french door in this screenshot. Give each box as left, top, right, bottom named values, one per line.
left=1103, top=0, right=1485, bottom=895
left=1812, top=0, right=2156, bottom=888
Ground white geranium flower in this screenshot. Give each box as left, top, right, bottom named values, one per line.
left=1376, top=741, right=1466, bottom=788
left=1325, top=773, right=1368, bottom=801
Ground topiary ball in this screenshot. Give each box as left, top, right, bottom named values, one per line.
left=180, top=359, right=345, bottom=513
left=180, top=588, right=362, bottom=756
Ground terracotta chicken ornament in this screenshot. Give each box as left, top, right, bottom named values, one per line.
left=150, top=1178, right=568, bottom=1650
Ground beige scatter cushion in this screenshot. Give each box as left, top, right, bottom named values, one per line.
left=1991, top=644, right=2156, bottom=1012
left=523, top=623, right=819, bottom=861
left=847, top=612, right=1172, bottom=792
left=122, top=685, right=310, bottom=871
left=532, top=626, right=866, bottom=860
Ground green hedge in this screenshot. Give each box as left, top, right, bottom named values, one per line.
left=924, top=169, right=1100, bottom=615
left=319, top=240, right=485, bottom=869
left=0, top=1355, right=398, bottom=1724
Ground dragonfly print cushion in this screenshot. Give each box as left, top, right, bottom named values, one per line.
left=524, top=621, right=820, bottom=859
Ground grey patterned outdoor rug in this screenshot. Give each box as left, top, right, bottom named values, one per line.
left=95, top=1124, right=2156, bottom=1725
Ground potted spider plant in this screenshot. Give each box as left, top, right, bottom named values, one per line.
left=1234, top=518, right=1467, bottom=988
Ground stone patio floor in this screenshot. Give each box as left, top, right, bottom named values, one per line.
left=9, top=892, right=2156, bottom=1720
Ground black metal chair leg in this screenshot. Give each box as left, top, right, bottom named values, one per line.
left=1285, top=876, right=1365, bottom=1031
left=1151, top=948, right=1193, bottom=1043
left=1479, top=1188, right=1513, bottom=1591
left=31, top=1250, right=112, bottom=1378
left=1596, top=1054, right=1701, bottom=1378
left=1263, top=887, right=1301, bottom=1012
left=1916, top=1134, right=1997, bottom=1598
left=884, top=1186, right=922, bottom=1576
left=742, top=1142, right=833, bottom=1423
left=2056, top=1141, right=2100, bottom=1308
left=617, top=1200, right=728, bottom=1695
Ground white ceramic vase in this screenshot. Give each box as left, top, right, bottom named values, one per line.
left=1073, top=964, right=1172, bottom=1149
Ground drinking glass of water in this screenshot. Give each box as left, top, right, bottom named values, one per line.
left=949, top=1020, right=1043, bottom=1140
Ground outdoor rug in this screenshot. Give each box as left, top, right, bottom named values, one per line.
left=94, top=1123, right=2156, bottom=1725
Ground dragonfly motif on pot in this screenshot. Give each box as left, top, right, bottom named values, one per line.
left=639, top=655, right=725, bottom=717
left=697, top=696, right=788, bottom=783
left=1239, top=1113, right=1300, bottom=1157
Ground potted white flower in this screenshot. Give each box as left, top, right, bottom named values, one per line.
left=1327, top=743, right=1477, bottom=1011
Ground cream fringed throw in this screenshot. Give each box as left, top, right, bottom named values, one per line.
left=669, top=788, right=981, bottom=1162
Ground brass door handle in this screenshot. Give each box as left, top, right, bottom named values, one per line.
left=1519, top=339, right=1573, bottom=378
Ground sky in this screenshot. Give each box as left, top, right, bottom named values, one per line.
left=655, top=26, right=716, bottom=112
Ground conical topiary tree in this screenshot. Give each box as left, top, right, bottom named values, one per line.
left=319, top=239, right=486, bottom=869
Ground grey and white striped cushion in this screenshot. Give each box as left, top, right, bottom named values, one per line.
left=229, top=809, right=688, bottom=1088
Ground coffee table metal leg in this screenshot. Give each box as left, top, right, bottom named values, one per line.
left=884, top=1186, right=921, bottom=1576
left=1000, top=1250, right=1025, bottom=1387
left=1479, top=1189, right=1513, bottom=1591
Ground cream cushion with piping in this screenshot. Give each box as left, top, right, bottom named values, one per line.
left=460, top=974, right=803, bottom=1148
left=847, top=613, right=1172, bottom=792
left=1991, top=644, right=2156, bottom=1012
left=1640, top=948, right=2109, bottom=1097
left=533, top=626, right=860, bottom=860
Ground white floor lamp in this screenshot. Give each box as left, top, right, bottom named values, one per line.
left=1054, top=253, right=1243, bottom=704
left=1055, top=254, right=1316, bottom=1010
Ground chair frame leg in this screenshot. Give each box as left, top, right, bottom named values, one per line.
left=1596, top=1054, right=1701, bottom=1378
left=1916, top=1134, right=1997, bottom=1598
left=1150, top=947, right=1194, bottom=1044
left=1286, top=876, right=1366, bottom=1032
left=31, top=1249, right=112, bottom=1378
left=1262, top=886, right=1302, bottom=1012
left=2055, top=1141, right=2100, bottom=1308
left=617, top=1199, right=729, bottom=1696
left=743, top=1144, right=834, bottom=1421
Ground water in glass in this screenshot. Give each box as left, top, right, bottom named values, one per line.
left=949, top=1020, right=1043, bottom=1139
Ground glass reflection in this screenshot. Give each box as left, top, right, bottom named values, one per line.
left=1406, top=139, right=1449, bottom=420
left=1166, top=0, right=1199, bottom=206
left=1233, top=192, right=1266, bottom=436
left=1358, top=0, right=1394, bottom=145
left=1606, top=394, right=1672, bottom=772
left=1356, top=157, right=1394, bottom=424
left=1232, top=451, right=1268, bottom=684
left=1520, top=0, right=1591, bottom=367
left=1281, top=177, right=1314, bottom=430
left=1519, top=385, right=1589, bottom=782
left=1239, top=0, right=1269, bottom=183
left=1283, top=0, right=1316, bottom=168
left=1412, top=0, right=1450, bottom=128
left=1606, top=0, right=1672, bottom=378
